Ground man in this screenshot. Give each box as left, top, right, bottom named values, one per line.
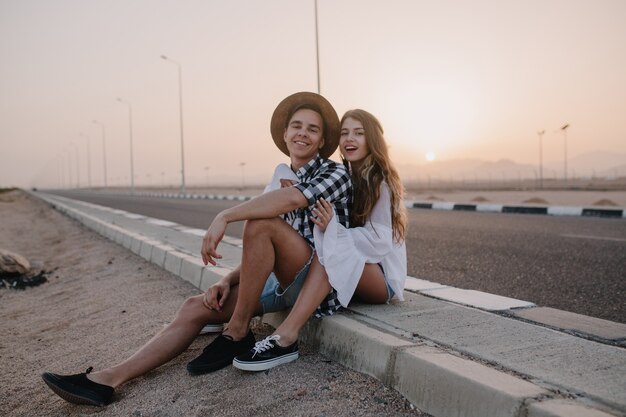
left=41, top=92, right=351, bottom=406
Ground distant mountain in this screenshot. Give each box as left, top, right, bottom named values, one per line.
left=397, top=151, right=626, bottom=181
left=546, top=151, right=626, bottom=176
left=397, top=158, right=537, bottom=180
left=474, top=159, right=536, bottom=172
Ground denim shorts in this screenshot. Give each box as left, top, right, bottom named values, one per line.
left=380, top=263, right=395, bottom=302
left=385, top=280, right=395, bottom=302
left=259, top=251, right=314, bottom=314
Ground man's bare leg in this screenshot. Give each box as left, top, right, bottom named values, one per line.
left=224, top=217, right=312, bottom=340
left=86, top=286, right=242, bottom=388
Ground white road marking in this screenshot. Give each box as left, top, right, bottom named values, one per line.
left=561, top=234, right=626, bottom=242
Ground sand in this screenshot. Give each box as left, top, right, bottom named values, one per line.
left=0, top=190, right=425, bottom=417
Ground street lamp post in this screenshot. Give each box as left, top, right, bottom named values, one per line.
left=81, top=132, right=91, bottom=188
left=240, top=162, right=246, bottom=190
left=93, top=120, right=108, bottom=187
left=69, top=141, right=80, bottom=188
left=58, top=154, right=64, bottom=189
left=537, top=130, right=545, bottom=189
left=66, top=148, right=73, bottom=188
left=560, top=123, right=570, bottom=185
left=314, top=0, right=321, bottom=94
left=117, top=97, right=135, bottom=195
left=160, top=54, right=186, bottom=195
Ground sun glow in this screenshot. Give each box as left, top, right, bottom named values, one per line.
left=381, top=78, right=479, bottom=164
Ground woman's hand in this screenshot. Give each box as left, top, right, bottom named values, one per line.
left=203, top=281, right=230, bottom=311
left=310, top=198, right=334, bottom=233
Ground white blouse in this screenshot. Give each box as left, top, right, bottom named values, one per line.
left=263, top=163, right=298, bottom=193
left=314, top=182, right=407, bottom=307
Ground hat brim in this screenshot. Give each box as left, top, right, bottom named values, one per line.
left=270, top=92, right=340, bottom=159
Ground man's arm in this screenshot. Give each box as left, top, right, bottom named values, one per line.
left=221, top=187, right=307, bottom=224
left=201, top=187, right=307, bottom=266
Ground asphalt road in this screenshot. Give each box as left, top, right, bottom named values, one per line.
left=50, top=190, right=626, bottom=324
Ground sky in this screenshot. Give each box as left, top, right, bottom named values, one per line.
left=1, top=0, right=625, bottom=189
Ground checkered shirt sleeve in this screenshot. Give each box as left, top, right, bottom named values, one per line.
left=294, top=159, right=351, bottom=229
left=286, top=156, right=351, bottom=317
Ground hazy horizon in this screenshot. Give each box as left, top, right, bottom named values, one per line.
left=1, top=0, right=625, bottom=189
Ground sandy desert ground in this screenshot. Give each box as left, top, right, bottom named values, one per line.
left=0, top=190, right=425, bottom=417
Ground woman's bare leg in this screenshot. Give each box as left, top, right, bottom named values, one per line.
left=87, top=286, right=242, bottom=388
left=273, top=261, right=388, bottom=346
left=272, top=256, right=331, bottom=346
left=353, top=263, right=389, bottom=304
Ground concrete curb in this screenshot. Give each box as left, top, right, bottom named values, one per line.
left=408, top=201, right=625, bottom=218
left=129, top=190, right=626, bottom=219
left=33, top=192, right=624, bottom=417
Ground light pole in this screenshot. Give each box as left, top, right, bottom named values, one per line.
left=560, top=123, right=570, bottom=185
left=240, top=162, right=246, bottom=190
left=66, top=147, right=73, bottom=188
left=58, top=154, right=65, bottom=189
left=537, top=130, right=545, bottom=189
left=117, top=97, right=135, bottom=195
left=204, top=166, right=210, bottom=186
left=314, top=0, right=321, bottom=94
left=81, top=132, right=91, bottom=188
left=69, top=141, right=80, bottom=188
left=93, top=120, right=108, bottom=187
left=160, top=54, right=186, bottom=194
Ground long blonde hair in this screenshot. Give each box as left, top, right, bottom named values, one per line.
left=341, top=109, right=407, bottom=242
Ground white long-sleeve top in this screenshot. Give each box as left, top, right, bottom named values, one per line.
left=314, top=182, right=407, bottom=307
left=263, top=163, right=299, bottom=193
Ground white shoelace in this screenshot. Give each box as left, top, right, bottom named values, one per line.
left=252, top=335, right=281, bottom=357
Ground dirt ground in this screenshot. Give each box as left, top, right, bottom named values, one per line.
left=0, top=190, right=426, bottom=417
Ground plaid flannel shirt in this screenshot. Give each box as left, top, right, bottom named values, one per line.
left=287, top=155, right=351, bottom=316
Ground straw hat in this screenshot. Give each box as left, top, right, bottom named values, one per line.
left=270, top=92, right=340, bottom=159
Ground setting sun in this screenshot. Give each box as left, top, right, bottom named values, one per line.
left=380, top=77, right=479, bottom=164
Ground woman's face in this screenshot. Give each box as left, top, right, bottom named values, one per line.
left=340, top=117, right=369, bottom=163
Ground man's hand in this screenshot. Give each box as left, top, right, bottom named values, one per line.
left=202, top=281, right=230, bottom=311
left=310, top=198, right=334, bottom=233
left=201, top=214, right=226, bottom=266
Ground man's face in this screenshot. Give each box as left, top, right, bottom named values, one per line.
left=284, top=108, right=325, bottom=165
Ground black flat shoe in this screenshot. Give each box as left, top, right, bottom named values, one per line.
left=233, top=335, right=299, bottom=372
left=41, top=367, right=114, bottom=406
left=187, top=330, right=256, bottom=375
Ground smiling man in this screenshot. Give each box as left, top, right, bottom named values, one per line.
left=41, top=92, right=351, bottom=407
left=192, top=92, right=352, bottom=373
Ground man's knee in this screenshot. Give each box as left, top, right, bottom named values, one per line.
left=176, top=295, right=205, bottom=322
left=243, top=218, right=282, bottom=238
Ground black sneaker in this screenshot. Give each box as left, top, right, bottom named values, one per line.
left=187, top=330, right=256, bottom=375
left=41, top=367, right=114, bottom=406
left=233, top=335, right=299, bottom=372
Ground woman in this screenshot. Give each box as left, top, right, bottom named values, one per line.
left=233, top=109, right=408, bottom=371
